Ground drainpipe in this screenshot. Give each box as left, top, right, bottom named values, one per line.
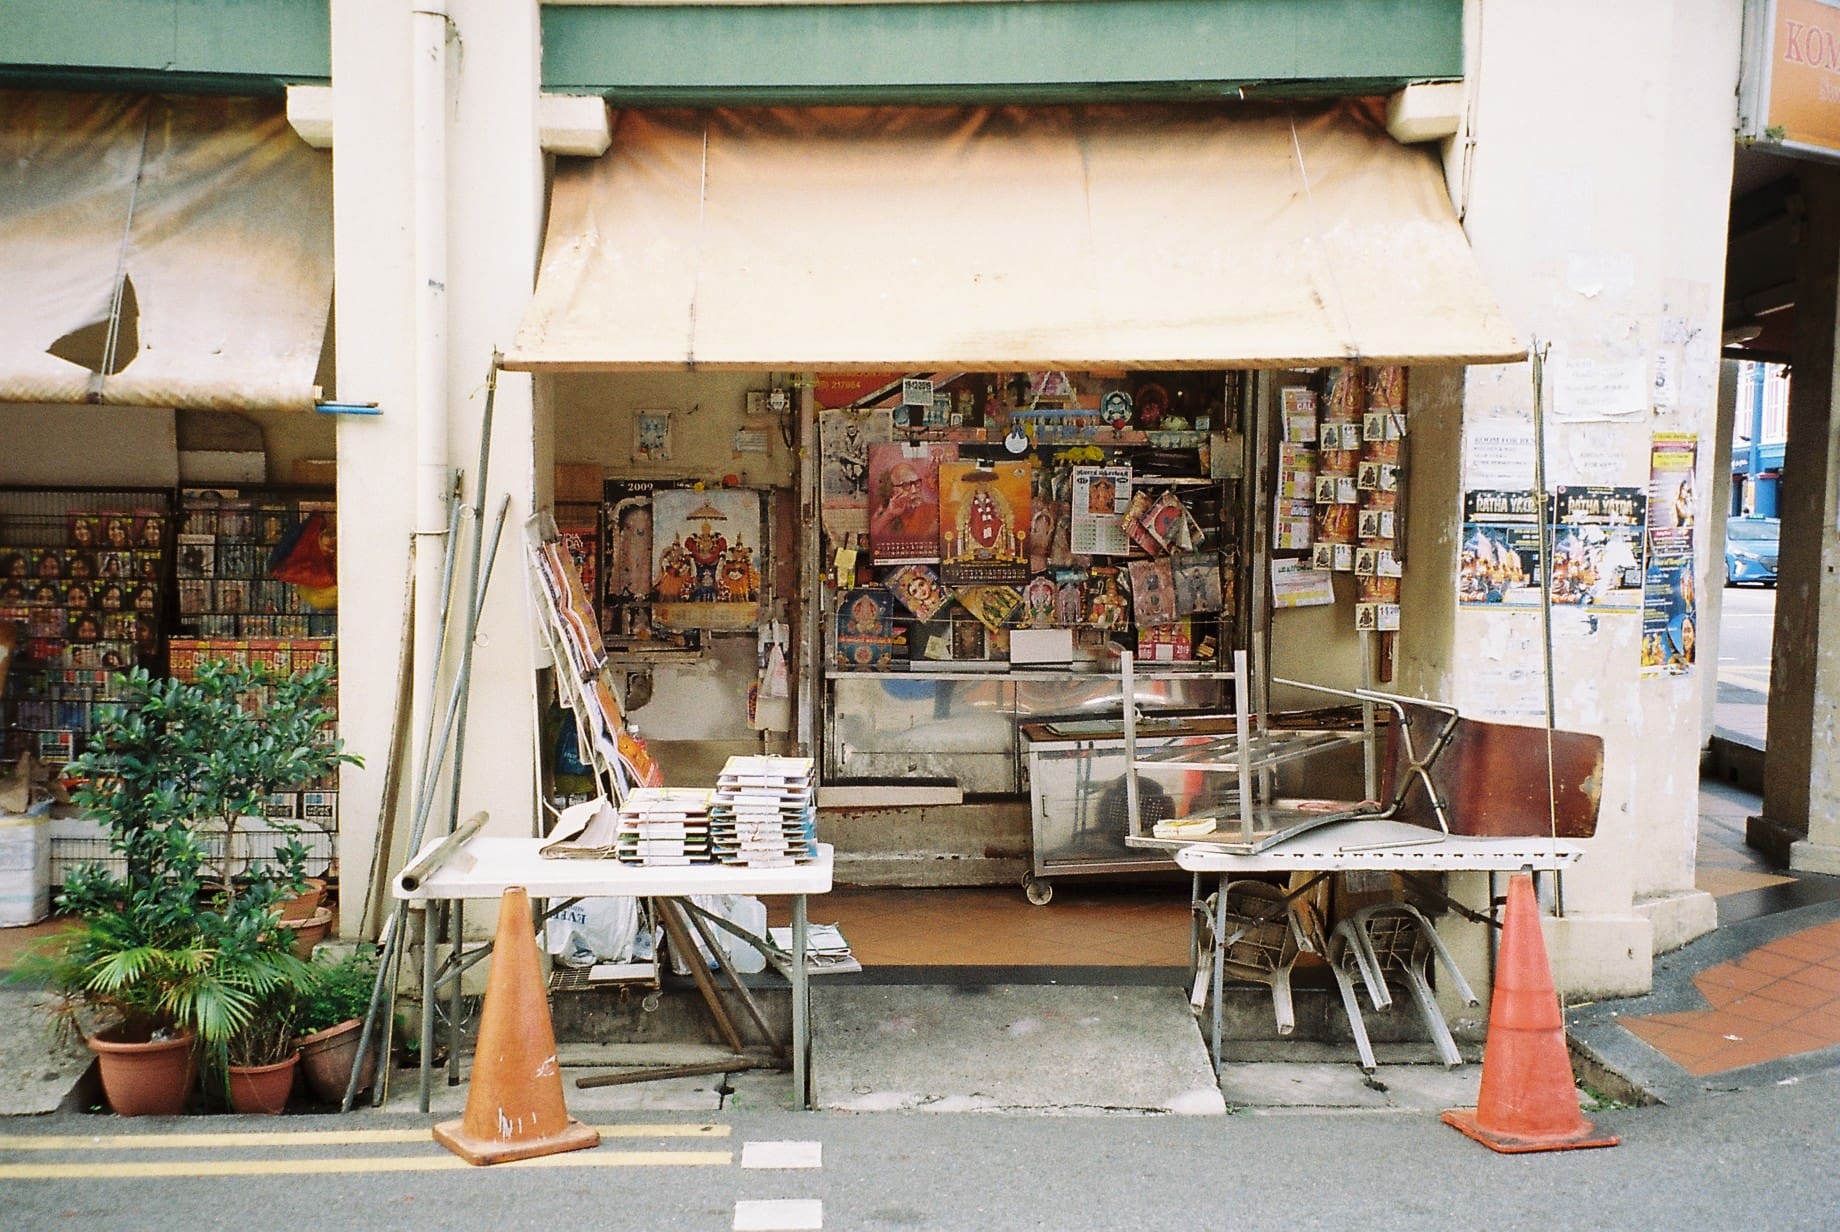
left=1746, top=363, right=1766, bottom=516
left=412, top=2, right=452, bottom=796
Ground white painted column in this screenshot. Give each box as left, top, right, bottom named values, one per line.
left=329, top=0, right=420, bottom=934
left=329, top=1, right=546, bottom=936
left=1435, top=0, right=1735, bottom=996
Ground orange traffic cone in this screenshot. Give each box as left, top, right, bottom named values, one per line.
left=1442, top=872, right=1619, bottom=1153
left=433, top=887, right=600, bottom=1165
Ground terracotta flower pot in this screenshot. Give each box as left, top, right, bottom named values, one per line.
left=88, top=1027, right=197, bottom=1117
left=277, top=878, right=328, bottom=922
left=280, top=905, right=334, bottom=957
left=296, top=1018, right=378, bottom=1104
left=227, top=1052, right=298, bottom=1115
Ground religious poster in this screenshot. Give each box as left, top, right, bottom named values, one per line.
left=868, top=442, right=955, bottom=566
left=885, top=563, right=949, bottom=621
left=1172, top=551, right=1223, bottom=615
left=650, top=488, right=763, bottom=630
left=1552, top=486, right=1646, bottom=612
left=600, top=479, right=698, bottom=650
left=835, top=587, right=897, bottom=670
left=1128, top=557, right=1178, bottom=625
left=1642, top=433, right=1699, bottom=677
left=939, top=459, right=1030, bottom=586
left=820, top=408, right=893, bottom=534
left=1459, top=490, right=1544, bottom=606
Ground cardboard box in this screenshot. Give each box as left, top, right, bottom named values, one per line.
left=301, top=791, right=338, bottom=826
left=291, top=458, right=337, bottom=486
left=554, top=462, right=604, bottom=504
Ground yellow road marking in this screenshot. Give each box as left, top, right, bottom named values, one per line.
left=0, top=1123, right=729, bottom=1151
left=0, top=1149, right=732, bottom=1179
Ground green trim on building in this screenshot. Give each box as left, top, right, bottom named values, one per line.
left=541, top=0, right=1463, bottom=104
left=0, top=0, right=330, bottom=95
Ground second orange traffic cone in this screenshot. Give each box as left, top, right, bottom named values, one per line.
left=433, top=886, right=600, bottom=1165
left=1442, top=872, right=1618, bottom=1153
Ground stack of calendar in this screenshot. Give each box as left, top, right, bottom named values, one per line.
left=614, top=786, right=713, bottom=866
left=709, top=755, right=816, bottom=867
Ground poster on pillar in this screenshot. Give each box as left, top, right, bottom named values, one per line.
left=649, top=488, right=764, bottom=630
left=1641, top=433, right=1698, bottom=677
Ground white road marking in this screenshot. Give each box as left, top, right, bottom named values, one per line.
left=740, top=1140, right=822, bottom=1169
left=734, top=1198, right=824, bottom=1231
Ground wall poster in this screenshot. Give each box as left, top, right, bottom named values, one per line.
left=867, top=442, right=954, bottom=566
left=1641, top=432, right=1699, bottom=677
left=650, top=487, right=763, bottom=630
left=939, top=460, right=1031, bottom=586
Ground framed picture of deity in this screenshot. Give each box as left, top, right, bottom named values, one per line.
left=649, top=487, right=765, bottom=630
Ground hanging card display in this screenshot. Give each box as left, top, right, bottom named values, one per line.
left=939, top=460, right=1030, bottom=586
left=1172, top=551, right=1223, bottom=615
left=1128, top=557, right=1178, bottom=625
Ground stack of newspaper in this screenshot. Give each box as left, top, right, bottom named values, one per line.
left=614, top=786, right=713, bottom=866
left=709, top=755, right=816, bottom=867
left=768, top=922, right=860, bottom=974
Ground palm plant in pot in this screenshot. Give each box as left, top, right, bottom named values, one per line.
left=292, top=943, right=381, bottom=1104
left=21, top=662, right=358, bottom=1116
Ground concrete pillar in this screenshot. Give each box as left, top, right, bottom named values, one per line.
left=1751, top=166, right=1840, bottom=873
left=1701, top=359, right=1740, bottom=747
left=329, top=1, right=545, bottom=935
left=1433, top=0, right=1732, bottom=996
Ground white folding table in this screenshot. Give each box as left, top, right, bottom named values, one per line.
left=1172, top=820, right=1583, bottom=1072
left=393, top=836, right=835, bottom=1110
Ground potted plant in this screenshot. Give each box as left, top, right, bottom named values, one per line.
left=225, top=1010, right=303, bottom=1116
left=293, top=943, right=381, bottom=1104
left=19, top=662, right=358, bottom=1116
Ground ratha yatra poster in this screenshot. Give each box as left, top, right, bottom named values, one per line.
left=939, top=460, right=1031, bottom=586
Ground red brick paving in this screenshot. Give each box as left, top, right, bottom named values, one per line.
left=1621, top=924, right=1840, bottom=1075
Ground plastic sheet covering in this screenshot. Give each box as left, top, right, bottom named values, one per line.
left=0, top=91, right=332, bottom=412
left=506, top=100, right=1521, bottom=372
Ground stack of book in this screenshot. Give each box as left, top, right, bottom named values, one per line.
left=709, top=755, right=817, bottom=867
left=614, top=787, right=713, bottom=866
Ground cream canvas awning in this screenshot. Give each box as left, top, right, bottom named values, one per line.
left=0, top=91, right=333, bottom=413
left=507, top=101, right=1519, bottom=372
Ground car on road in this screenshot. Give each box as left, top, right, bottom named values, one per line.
left=1725, top=516, right=1780, bottom=586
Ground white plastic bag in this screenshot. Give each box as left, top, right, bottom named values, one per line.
left=545, top=895, right=640, bottom=967
left=662, top=894, right=768, bottom=975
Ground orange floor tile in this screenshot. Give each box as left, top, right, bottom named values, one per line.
left=766, top=883, right=1194, bottom=968
left=1621, top=923, right=1840, bottom=1075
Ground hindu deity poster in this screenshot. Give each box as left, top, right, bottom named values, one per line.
left=938, top=460, right=1031, bottom=586
left=650, top=488, right=763, bottom=630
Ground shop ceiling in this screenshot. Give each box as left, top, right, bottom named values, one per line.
left=1724, top=145, right=1803, bottom=366
left=2, top=0, right=1461, bottom=105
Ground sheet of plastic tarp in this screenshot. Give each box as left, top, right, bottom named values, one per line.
left=0, top=91, right=332, bottom=412
left=506, top=99, right=1521, bottom=372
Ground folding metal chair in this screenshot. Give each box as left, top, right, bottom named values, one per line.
left=1327, top=900, right=1479, bottom=1072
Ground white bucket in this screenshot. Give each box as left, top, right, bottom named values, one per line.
left=0, top=802, right=52, bottom=927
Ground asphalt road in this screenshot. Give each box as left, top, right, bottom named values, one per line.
left=1717, top=584, right=1775, bottom=700
left=6, top=1071, right=1840, bottom=1232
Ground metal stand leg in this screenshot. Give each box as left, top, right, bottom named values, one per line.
left=1210, top=876, right=1227, bottom=1074
left=419, top=903, right=436, bottom=1114
left=792, top=893, right=810, bottom=1110
left=448, top=899, right=465, bottom=1086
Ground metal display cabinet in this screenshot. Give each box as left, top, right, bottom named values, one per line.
left=1019, top=712, right=1240, bottom=905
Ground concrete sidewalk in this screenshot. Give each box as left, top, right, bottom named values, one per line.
left=7, top=777, right=1840, bottom=1121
